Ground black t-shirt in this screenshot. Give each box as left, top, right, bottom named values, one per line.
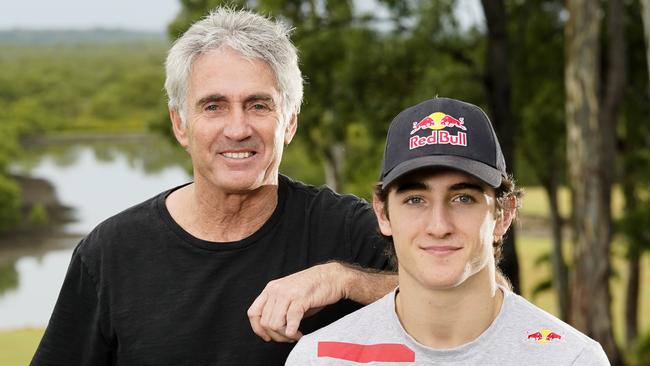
left=31, top=175, right=389, bottom=366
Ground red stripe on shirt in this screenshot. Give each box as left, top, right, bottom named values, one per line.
left=317, top=341, right=415, bottom=363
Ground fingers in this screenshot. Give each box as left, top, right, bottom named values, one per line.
left=247, top=264, right=345, bottom=343
left=260, top=297, right=289, bottom=335
left=285, top=302, right=306, bottom=339
left=248, top=288, right=302, bottom=343
left=248, top=293, right=271, bottom=342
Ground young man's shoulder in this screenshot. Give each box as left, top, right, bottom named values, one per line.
left=503, top=290, right=610, bottom=364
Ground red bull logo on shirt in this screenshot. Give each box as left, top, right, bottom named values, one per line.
left=409, top=112, right=468, bottom=150
left=526, top=329, right=563, bottom=345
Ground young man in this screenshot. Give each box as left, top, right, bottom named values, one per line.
left=286, top=97, right=610, bottom=365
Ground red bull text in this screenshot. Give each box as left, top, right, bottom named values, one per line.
left=409, top=112, right=468, bottom=150
left=409, top=130, right=467, bottom=150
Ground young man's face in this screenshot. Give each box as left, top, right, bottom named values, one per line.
left=171, top=47, right=297, bottom=194
left=374, top=169, right=512, bottom=291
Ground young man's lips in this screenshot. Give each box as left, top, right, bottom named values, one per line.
left=421, top=246, right=462, bottom=255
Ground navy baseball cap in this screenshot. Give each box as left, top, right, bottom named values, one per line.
left=379, top=97, right=507, bottom=189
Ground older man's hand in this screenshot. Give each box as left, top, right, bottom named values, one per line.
left=247, top=262, right=347, bottom=342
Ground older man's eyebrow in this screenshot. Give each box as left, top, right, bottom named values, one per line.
left=243, top=94, right=277, bottom=107
left=196, top=94, right=227, bottom=108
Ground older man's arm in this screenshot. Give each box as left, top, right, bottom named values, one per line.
left=247, top=262, right=397, bottom=342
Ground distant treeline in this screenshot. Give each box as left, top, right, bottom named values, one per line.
left=0, top=40, right=171, bottom=232
left=0, top=29, right=167, bottom=45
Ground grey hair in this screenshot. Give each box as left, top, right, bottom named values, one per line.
left=164, top=7, right=303, bottom=126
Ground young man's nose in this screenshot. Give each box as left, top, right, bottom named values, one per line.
left=425, top=203, right=454, bottom=238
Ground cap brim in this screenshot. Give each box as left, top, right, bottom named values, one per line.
left=381, top=155, right=503, bottom=189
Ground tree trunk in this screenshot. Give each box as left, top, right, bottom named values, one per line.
left=564, top=1, right=624, bottom=364
left=622, top=147, right=640, bottom=347
left=642, top=0, right=650, bottom=97
left=322, top=143, right=345, bottom=192
left=630, top=0, right=650, bottom=349
left=625, top=249, right=640, bottom=348
left=543, top=178, right=570, bottom=322
left=480, top=0, right=520, bottom=293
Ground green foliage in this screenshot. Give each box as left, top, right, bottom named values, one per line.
left=0, top=261, right=18, bottom=296
left=0, top=42, right=170, bottom=231
left=0, top=174, right=21, bottom=233
left=629, top=331, right=650, bottom=366
left=27, top=202, right=49, bottom=226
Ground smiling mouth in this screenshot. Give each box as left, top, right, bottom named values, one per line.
left=422, top=246, right=462, bottom=254
left=221, top=152, right=256, bottom=159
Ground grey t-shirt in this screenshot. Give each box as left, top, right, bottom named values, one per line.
left=286, top=288, right=609, bottom=365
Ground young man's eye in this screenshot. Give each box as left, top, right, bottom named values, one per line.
left=452, top=194, right=475, bottom=204
left=404, top=196, right=424, bottom=205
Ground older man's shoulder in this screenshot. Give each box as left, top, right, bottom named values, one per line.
left=77, top=183, right=189, bottom=255
left=280, top=174, right=369, bottom=207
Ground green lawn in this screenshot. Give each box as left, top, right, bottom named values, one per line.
left=0, top=328, right=43, bottom=366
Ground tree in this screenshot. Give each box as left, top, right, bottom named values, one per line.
left=480, top=0, right=521, bottom=293
left=622, top=0, right=650, bottom=349
left=509, top=0, right=569, bottom=319
left=564, top=0, right=624, bottom=364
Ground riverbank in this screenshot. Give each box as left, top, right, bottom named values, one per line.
left=0, top=175, right=79, bottom=264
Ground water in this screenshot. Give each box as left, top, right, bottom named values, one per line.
left=0, top=135, right=191, bottom=330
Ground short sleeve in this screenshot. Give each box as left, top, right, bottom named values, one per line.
left=285, top=335, right=317, bottom=365
left=571, top=343, right=611, bottom=366
left=30, top=243, right=113, bottom=366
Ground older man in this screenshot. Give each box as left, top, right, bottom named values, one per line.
left=31, top=8, right=395, bottom=366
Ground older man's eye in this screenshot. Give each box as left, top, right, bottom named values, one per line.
left=251, top=103, right=271, bottom=111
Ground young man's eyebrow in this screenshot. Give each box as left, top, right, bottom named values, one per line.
left=449, top=182, right=486, bottom=193
left=394, top=181, right=428, bottom=193
left=394, top=181, right=486, bottom=194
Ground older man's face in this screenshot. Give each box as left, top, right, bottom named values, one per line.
left=173, top=47, right=296, bottom=194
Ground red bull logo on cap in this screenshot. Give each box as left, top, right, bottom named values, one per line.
left=526, top=329, right=563, bottom=345
left=409, top=112, right=468, bottom=150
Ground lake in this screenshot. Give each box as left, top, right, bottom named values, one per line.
left=0, top=134, right=191, bottom=330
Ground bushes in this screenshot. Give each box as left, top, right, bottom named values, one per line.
left=0, top=174, right=21, bottom=233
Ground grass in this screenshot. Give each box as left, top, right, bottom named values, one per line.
left=0, top=328, right=43, bottom=366
left=519, top=185, right=627, bottom=219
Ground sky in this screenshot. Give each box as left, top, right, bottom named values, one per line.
left=0, top=0, right=181, bottom=32
left=0, top=0, right=481, bottom=32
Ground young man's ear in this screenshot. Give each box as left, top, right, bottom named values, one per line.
left=170, top=108, right=189, bottom=150
left=284, top=113, right=298, bottom=145
left=373, top=195, right=393, bottom=237
left=494, top=196, right=517, bottom=238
